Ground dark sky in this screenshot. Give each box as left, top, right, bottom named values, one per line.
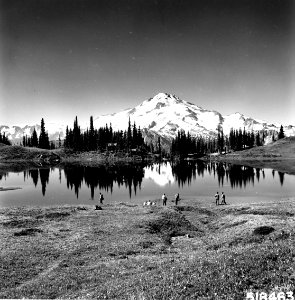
left=1, top=0, right=294, bottom=127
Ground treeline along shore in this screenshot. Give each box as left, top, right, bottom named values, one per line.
left=1, top=116, right=295, bottom=175
left=1, top=136, right=295, bottom=176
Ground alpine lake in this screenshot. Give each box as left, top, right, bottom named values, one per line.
left=1, top=160, right=294, bottom=208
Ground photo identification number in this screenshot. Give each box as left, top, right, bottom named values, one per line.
left=246, top=292, right=294, bottom=300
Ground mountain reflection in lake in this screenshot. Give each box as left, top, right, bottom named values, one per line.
left=0, top=161, right=294, bottom=207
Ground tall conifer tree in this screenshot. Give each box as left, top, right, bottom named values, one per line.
left=31, top=128, right=38, bottom=147
left=278, top=125, right=285, bottom=139
left=39, top=118, right=50, bottom=149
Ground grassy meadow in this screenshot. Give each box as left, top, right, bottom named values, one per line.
left=1, top=197, right=295, bottom=299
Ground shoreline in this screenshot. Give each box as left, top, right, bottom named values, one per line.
left=1, top=156, right=295, bottom=173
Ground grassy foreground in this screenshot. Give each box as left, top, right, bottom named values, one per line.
left=1, top=199, right=295, bottom=299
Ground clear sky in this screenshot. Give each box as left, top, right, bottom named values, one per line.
left=1, top=0, right=294, bottom=127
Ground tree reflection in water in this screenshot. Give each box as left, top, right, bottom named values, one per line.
left=24, top=168, right=50, bottom=196
left=20, top=160, right=286, bottom=198
left=170, top=161, right=284, bottom=188
left=39, top=168, right=50, bottom=196
left=63, top=163, right=146, bottom=199
left=278, top=172, right=285, bottom=186
left=171, top=160, right=207, bottom=187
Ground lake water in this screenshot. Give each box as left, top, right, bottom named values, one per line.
left=0, top=161, right=294, bottom=208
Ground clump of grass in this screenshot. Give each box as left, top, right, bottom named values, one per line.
left=223, top=220, right=248, bottom=228
left=118, top=203, right=138, bottom=207
left=138, top=240, right=154, bottom=249
left=173, top=206, right=216, bottom=216
left=2, top=218, right=42, bottom=228
left=40, top=212, right=71, bottom=219
left=235, top=208, right=294, bottom=217
left=146, top=210, right=198, bottom=244
left=14, top=228, right=43, bottom=236
left=76, top=207, right=87, bottom=211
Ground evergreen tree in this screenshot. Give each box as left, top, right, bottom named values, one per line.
left=64, top=126, right=69, bottom=148
left=89, top=116, right=96, bottom=150
left=158, top=136, right=161, bottom=155
left=127, top=118, right=132, bottom=151
left=256, top=132, right=262, bottom=146
left=58, top=134, right=62, bottom=148
left=31, top=128, right=38, bottom=147
left=137, top=126, right=144, bottom=147
left=72, top=116, right=81, bottom=151
left=38, top=118, right=50, bottom=149
left=132, top=122, right=138, bottom=148
left=250, top=131, right=255, bottom=148
left=272, top=132, right=276, bottom=142
left=278, top=125, right=285, bottom=139
left=242, top=127, right=247, bottom=149
left=23, top=136, right=26, bottom=147
left=217, top=125, right=224, bottom=153
left=0, top=132, right=11, bottom=145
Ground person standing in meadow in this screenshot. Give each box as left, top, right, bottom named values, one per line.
left=215, top=192, right=219, bottom=205
left=175, top=193, right=180, bottom=205
left=221, top=192, right=226, bottom=205
left=162, top=193, right=167, bottom=206
left=99, top=192, right=104, bottom=204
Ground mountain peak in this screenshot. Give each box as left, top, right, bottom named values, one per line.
left=144, top=92, right=182, bottom=106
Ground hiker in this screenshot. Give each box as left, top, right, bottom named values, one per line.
left=221, top=192, right=226, bottom=205
left=162, top=193, right=167, bottom=206
left=215, top=192, right=219, bottom=206
left=99, top=192, right=104, bottom=204
left=175, top=193, right=180, bottom=205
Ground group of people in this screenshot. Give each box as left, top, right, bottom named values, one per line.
left=97, top=191, right=227, bottom=207
left=214, top=191, right=226, bottom=205
left=162, top=193, right=180, bottom=206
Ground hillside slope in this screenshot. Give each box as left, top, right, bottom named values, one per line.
left=219, top=137, right=295, bottom=174
left=225, top=137, right=295, bottom=159
left=0, top=144, right=61, bottom=163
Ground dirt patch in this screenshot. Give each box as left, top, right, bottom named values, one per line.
left=14, top=228, right=43, bottom=236
left=146, top=210, right=199, bottom=244
left=253, top=226, right=275, bottom=235
left=173, top=206, right=216, bottom=216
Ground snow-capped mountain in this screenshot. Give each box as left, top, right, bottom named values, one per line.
left=94, top=93, right=295, bottom=143
left=1, top=92, right=294, bottom=145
